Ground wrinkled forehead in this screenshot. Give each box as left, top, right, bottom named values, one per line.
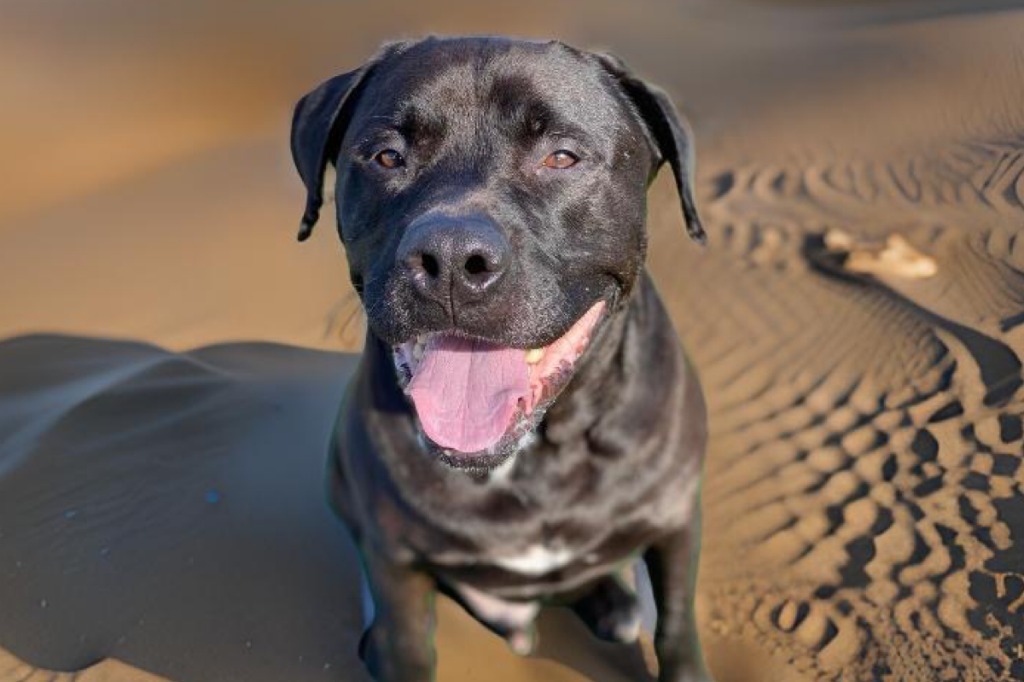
left=351, top=38, right=633, bottom=142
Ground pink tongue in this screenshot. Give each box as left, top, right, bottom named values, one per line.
left=407, top=336, right=529, bottom=453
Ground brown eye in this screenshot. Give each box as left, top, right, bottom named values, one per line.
left=374, top=149, right=404, bottom=169
left=542, top=150, right=579, bottom=169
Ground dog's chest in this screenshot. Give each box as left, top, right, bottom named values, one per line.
left=437, top=533, right=614, bottom=603
left=428, top=513, right=608, bottom=579
left=425, top=451, right=698, bottom=581
left=490, top=542, right=577, bottom=575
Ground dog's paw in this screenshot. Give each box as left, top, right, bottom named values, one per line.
left=356, top=627, right=379, bottom=676
left=506, top=626, right=538, bottom=656
left=571, top=575, right=643, bottom=644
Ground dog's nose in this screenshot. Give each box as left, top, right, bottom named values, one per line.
left=397, top=215, right=509, bottom=302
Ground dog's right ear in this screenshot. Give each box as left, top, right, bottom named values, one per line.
left=291, top=69, right=365, bottom=241
left=291, top=49, right=394, bottom=241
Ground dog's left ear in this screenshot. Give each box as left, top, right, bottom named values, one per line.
left=595, top=53, right=706, bottom=244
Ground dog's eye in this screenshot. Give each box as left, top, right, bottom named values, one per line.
left=374, top=149, right=405, bottom=169
left=542, top=150, right=579, bottom=169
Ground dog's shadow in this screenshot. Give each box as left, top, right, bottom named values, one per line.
left=0, top=334, right=653, bottom=682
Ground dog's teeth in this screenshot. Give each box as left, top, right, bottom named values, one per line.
left=413, top=343, right=424, bottom=362
left=525, top=348, right=545, bottom=364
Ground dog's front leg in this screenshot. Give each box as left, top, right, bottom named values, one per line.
left=645, top=528, right=710, bottom=682
left=360, top=549, right=437, bottom=682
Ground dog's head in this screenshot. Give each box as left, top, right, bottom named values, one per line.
left=291, top=37, right=703, bottom=470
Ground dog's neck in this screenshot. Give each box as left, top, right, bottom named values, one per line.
left=533, top=273, right=658, bottom=449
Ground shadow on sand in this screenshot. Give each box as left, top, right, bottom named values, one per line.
left=0, top=334, right=653, bottom=682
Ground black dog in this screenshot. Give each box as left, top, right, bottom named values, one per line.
left=291, top=36, right=709, bottom=682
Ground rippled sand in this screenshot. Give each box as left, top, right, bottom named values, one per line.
left=1, top=1, right=1023, bottom=680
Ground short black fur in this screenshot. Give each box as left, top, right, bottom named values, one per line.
left=291, top=36, right=710, bottom=682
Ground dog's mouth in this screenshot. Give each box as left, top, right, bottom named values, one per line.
left=392, top=300, right=606, bottom=467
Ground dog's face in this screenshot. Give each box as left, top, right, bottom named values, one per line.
left=292, top=37, right=703, bottom=470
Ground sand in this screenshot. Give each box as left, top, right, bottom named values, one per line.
left=1, top=1, right=1023, bottom=680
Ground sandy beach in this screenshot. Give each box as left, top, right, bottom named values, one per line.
left=2, top=1, right=1023, bottom=680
